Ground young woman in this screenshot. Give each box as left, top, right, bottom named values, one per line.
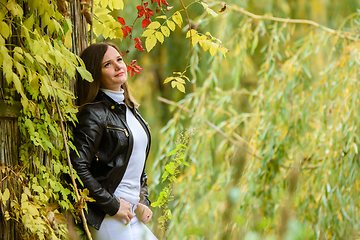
left=71, top=42, right=157, bottom=240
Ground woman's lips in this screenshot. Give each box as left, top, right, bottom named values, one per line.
left=115, top=72, right=124, bottom=77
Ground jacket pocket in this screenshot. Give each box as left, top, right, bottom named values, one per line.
left=106, top=126, right=129, bottom=137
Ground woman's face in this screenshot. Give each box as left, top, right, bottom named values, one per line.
left=100, top=46, right=127, bottom=91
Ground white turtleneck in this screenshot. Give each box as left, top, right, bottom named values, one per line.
left=101, top=88, right=148, bottom=205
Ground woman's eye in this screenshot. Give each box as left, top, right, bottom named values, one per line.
left=104, top=62, right=110, bottom=67
left=117, top=58, right=122, bottom=62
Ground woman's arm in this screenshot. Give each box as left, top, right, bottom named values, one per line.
left=71, top=105, right=120, bottom=216
left=139, top=170, right=151, bottom=207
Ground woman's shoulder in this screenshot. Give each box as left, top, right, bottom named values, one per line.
left=77, top=101, right=109, bottom=122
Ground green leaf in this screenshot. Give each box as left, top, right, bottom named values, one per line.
left=76, top=66, right=93, bottom=82
left=166, top=148, right=178, bottom=156
left=0, top=21, right=10, bottom=38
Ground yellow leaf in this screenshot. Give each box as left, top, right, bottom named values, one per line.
left=161, top=26, right=170, bottom=37
left=145, top=34, right=157, bottom=52
left=6, top=1, right=23, bottom=17
left=200, top=2, right=218, bottom=17
left=199, top=39, right=211, bottom=52
left=63, top=30, right=72, bottom=49
left=94, top=5, right=110, bottom=15
left=4, top=211, right=10, bottom=220
left=172, top=11, right=182, bottom=28
left=100, top=0, right=109, bottom=8
left=76, top=66, right=93, bottom=81
left=112, top=0, right=123, bottom=9
left=186, top=29, right=197, bottom=38
left=147, top=21, right=161, bottom=29
left=155, top=32, right=164, bottom=43
left=12, top=73, right=26, bottom=97
left=142, top=29, right=155, bottom=37
left=175, top=77, right=185, bottom=84
left=167, top=20, right=175, bottom=31
left=2, top=188, right=10, bottom=202
left=0, top=21, right=10, bottom=38
left=176, top=83, right=185, bottom=93
left=164, top=77, right=174, bottom=84
left=14, top=62, right=25, bottom=78
left=192, top=34, right=201, bottom=46
left=171, top=81, right=176, bottom=88
left=156, top=15, right=167, bottom=19
left=209, top=43, right=217, bottom=56
left=24, top=14, right=34, bottom=30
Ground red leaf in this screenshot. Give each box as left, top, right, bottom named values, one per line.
left=122, top=28, right=128, bottom=38
left=130, top=60, right=137, bottom=65
left=134, top=65, right=143, bottom=71
left=147, top=8, right=154, bottom=16
left=134, top=38, right=144, bottom=52
left=117, top=17, right=125, bottom=25
left=125, top=26, right=132, bottom=33
left=142, top=18, right=151, bottom=28
left=161, top=0, right=169, bottom=6
left=144, top=2, right=148, bottom=7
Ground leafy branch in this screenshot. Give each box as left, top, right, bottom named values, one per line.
left=151, top=134, right=190, bottom=239
left=227, top=3, right=360, bottom=41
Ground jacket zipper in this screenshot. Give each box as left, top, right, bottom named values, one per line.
left=106, top=126, right=129, bottom=137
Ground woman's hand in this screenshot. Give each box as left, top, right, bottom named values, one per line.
left=135, top=202, right=153, bottom=223
left=114, top=197, right=133, bottom=224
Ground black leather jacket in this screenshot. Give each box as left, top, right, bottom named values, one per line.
left=70, top=91, right=151, bottom=230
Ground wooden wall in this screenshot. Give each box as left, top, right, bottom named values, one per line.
left=0, top=0, right=88, bottom=239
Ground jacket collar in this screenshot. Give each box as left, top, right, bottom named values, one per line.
left=95, top=90, right=135, bottom=114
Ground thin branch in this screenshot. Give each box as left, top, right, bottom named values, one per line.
left=227, top=4, right=359, bottom=42
left=179, top=0, right=193, bottom=75
left=90, top=0, right=94, bottom=43
left=31, top=55, right=93, bottom=240
left=157, top=97, right=262, bottom=160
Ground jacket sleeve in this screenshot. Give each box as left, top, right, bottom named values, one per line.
left=70, top=105, right=120, bottom=216
left=139, top=170, right=151, bottom=207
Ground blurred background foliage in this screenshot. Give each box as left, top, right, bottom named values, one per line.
left=107, top=0, right=360, bottom=239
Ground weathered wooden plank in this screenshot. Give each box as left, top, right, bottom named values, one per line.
left=0, top=101, right=22, bottom=118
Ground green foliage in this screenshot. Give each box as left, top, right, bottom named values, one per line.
left=0, top=0, right=85, bottom=238
left=151, top=133, right=190, bottom=239
left=149, top=1, right=360, bottom=239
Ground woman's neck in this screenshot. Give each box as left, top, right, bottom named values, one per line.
left=101, top=88, right=125, bottom=104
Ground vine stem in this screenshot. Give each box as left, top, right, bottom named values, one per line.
left=227, top=3, right=359, bottom=42
left=32, top=56, right=93, bottom=240
left=10, top=7, right=93, bottom=237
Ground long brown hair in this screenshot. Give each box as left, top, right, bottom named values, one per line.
left=76, top=42, right=139, bottom=108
